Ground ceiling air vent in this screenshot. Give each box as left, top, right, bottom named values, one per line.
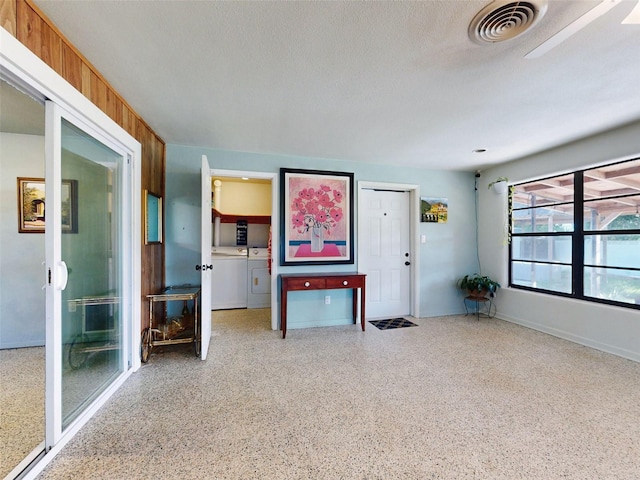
left=469, top=0, right=548, bottom=45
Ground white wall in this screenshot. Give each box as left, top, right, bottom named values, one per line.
left=478, top=120, right=640, bottom=362
left=0, top=132, right=45, bottom=348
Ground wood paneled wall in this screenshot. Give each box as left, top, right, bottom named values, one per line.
left=1, top=0, right=165, bottom=330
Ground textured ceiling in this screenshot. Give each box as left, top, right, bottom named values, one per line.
left=23, top=1, right=640, bottom=170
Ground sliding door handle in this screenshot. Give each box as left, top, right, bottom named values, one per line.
left=57, top=261, right=69, bottom=290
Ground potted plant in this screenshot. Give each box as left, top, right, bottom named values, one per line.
left=488, top=176, right=509, bottom=194
left=457, top=273, right=501, bottom=299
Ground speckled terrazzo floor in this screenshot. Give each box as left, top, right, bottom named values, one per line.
left=36, top=309, right=640, bottom=479
left=0, top=346, right=44, bottom=479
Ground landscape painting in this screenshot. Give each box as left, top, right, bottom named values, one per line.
left=421, top=196, right=448, bottom=223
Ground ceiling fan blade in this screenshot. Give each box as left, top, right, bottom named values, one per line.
left=622, top=0, right=640, bottom=23
left=525, top=0, right=622, bottom=59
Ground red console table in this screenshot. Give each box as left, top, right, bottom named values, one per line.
left=279, top=272, right=366, bottom=339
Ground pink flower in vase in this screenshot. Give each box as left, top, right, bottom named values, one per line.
left=305, top=199, right=320, bottom=215
left=291, top=197, right=305, bottom=212
left=329, top=208, right=343, bottom=223
left=291, top=184, right=345, bottom=237
left=316, top=211, right=328, bottom=224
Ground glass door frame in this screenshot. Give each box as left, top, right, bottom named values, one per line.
left=45, top=102, right=136, bottom=445
left=1, top=29, right=142, bottom=478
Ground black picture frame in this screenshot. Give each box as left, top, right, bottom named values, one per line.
left=17, top=177, right=78, bottom=234
left=280, top=168, right=354, bottom=266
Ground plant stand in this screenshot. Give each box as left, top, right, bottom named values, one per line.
left=463, top=295, right=496, bottom=320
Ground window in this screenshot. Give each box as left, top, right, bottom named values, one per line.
left=510, top=158, right=640, bottom=308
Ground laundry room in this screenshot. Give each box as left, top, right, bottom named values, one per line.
left=210, top=176, right=272, bottom=310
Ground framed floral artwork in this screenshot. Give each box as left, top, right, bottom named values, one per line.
left=280, top=168, right=354, bottom=265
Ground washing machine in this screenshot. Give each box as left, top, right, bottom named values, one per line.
left=247, top=247, right=271, bottom=308
left=211, top=246, right=248, bottom=310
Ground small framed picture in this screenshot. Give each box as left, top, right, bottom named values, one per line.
left=421, top=196, right=448, bottom=223
left=18, top=177, right=78, bottom=233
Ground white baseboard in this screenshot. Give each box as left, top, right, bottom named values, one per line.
left=497, top=313, right=640, bottom=363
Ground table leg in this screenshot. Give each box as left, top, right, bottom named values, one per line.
left=360, top=282, right=366, bottom=331
left=280, top=287, right=287, bottom=339
left=194, top=297, right=199, bottom=354
left=352, top=288, right=357, bottom=323
left=149, top=300, right=153, bottom=332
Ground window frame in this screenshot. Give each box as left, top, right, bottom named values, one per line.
left=509, top=159, right=640, bottom=310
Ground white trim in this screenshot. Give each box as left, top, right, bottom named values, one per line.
left=5, top=441, right=44, bottom=480
left=1, top=27, right=142, bottom=479
left=357, top=181, right=421, bottom=318
left=211, top=169, right=275, bottom=180
left=209, top=168, right=279, bottom=331
left=44, top=101, right=63, bottom=446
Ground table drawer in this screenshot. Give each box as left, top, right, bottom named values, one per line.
left=325, top=276, right=363, bottom=289
left=285, top=278, right=327, bottom=290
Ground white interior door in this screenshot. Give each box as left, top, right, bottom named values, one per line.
left=359, top=189, right=411, bottom=319
left=200, top=155, right=212, bottom=360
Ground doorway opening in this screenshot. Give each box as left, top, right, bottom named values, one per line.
left=0, top=77, right=46, bottom=480
left=206, top=169, right=279, bottom=332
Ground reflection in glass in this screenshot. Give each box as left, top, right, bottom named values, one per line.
left=585, top=234, right=640, bottom=269
left=512, top=173, right=574, bottom=207
left=584, top=195, right=640, bottom=231
left=61, top=119, right=124, bottom=429
left=511, top=236, right=572, bottom=263
left=584, top=267, right=640, bottom=305
left=584, top=159, right=640, bottom=200
left=511, top=261, right=572, bottom=294
left=512, top=206, right=574, bottom=234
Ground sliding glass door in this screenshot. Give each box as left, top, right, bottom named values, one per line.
left=0, top=77, right=46, bottom=480
left=60, top=119, right=125, bottom=427
left=46, top=102, right=133, bottom=444
left=2, top=31, right=141, bottom=477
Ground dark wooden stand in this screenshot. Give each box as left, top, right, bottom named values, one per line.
left=279, top=272, right=366, bottom=339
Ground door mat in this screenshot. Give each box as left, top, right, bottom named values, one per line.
left=369, top=318, right=418, bottom=330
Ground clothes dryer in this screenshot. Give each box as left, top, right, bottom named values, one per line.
left=247, top=248, right=271, bottom=308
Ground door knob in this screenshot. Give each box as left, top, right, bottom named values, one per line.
left=405, top=261, right=411, bottom=266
